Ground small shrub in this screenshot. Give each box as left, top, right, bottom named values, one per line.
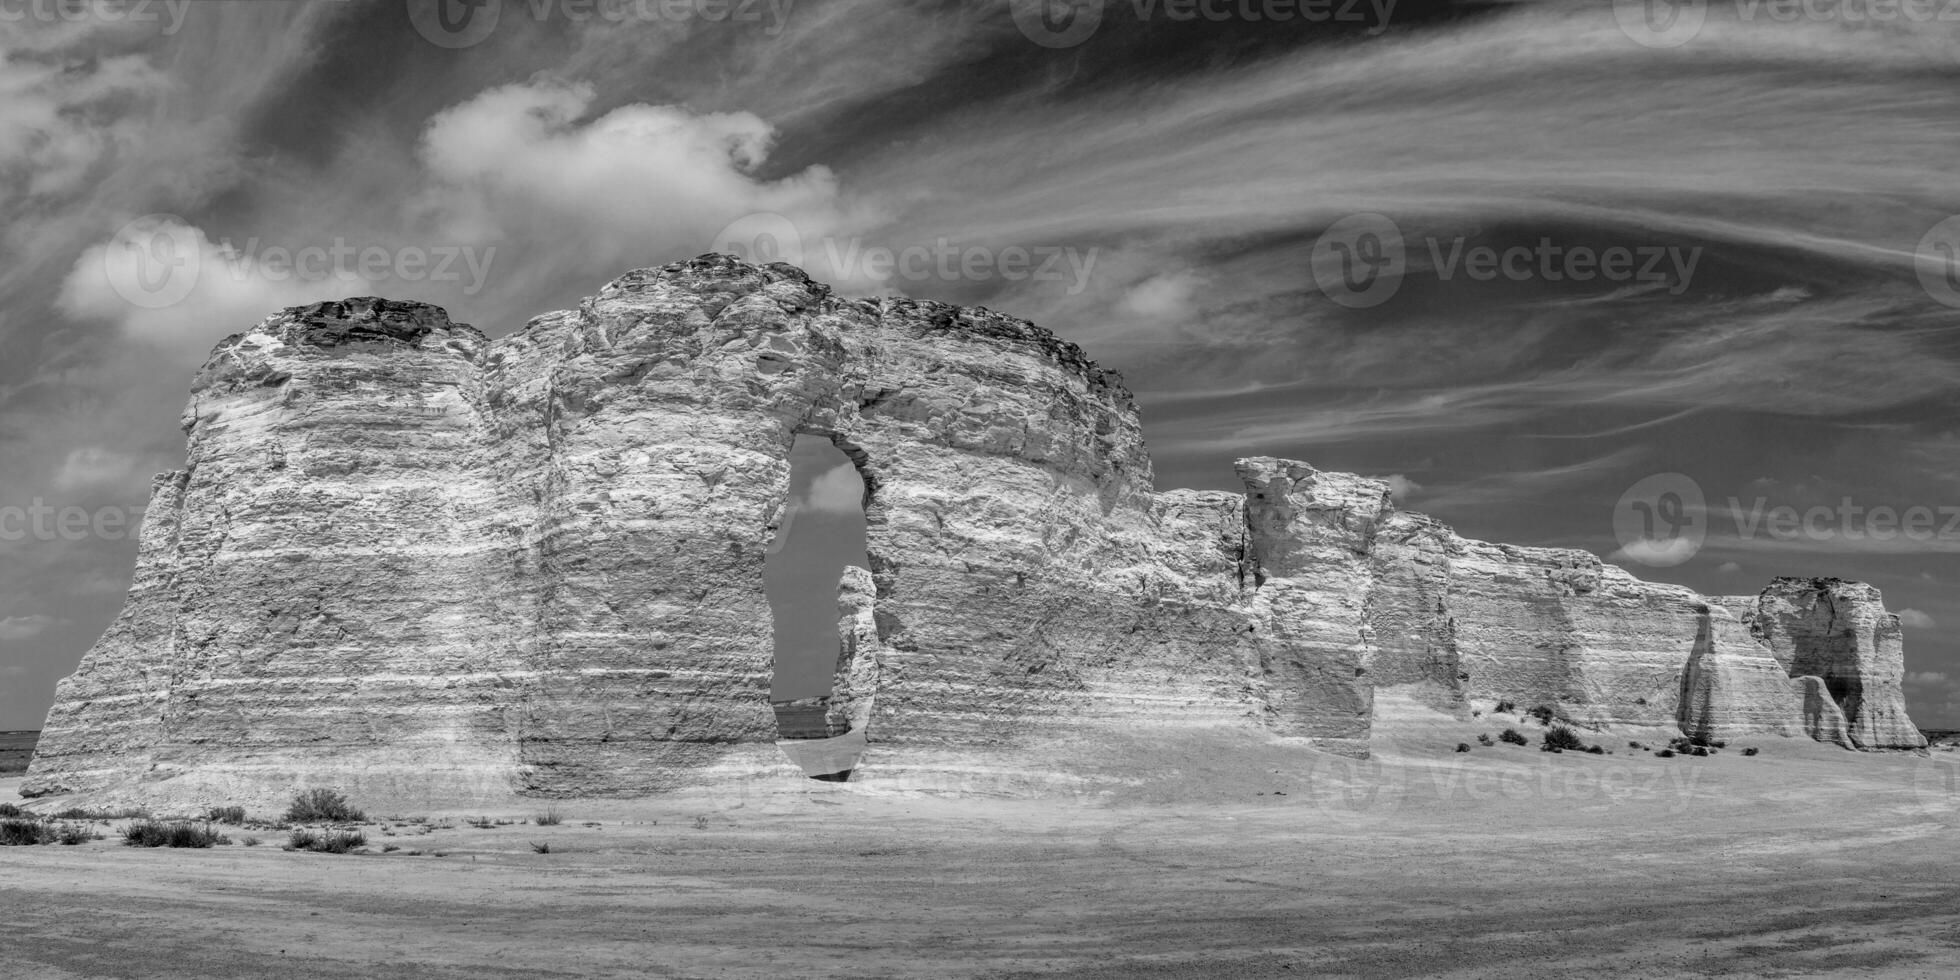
left=467, top=816, right=495, bottom=829
left=1477, top=733, right=1494, bottom=746
left=1498, top=728, right=1528, bottom=746
left=122, top=820, right=225, bottom=848
left=1656, top=749, right=1676, bottom=758
left=1742, top=747, right=1760, bottom=757
left=206, top=806, right=246, bottom=825
left=1455, top=742, right=1471, bottom=753
left=1692, top=746, right=1710, bottom=757
left=1526, top=705, right=1557, bottom=726
left=242, top=836, right=262, bottom=847
left=1542, top=727, right=1586, bottom=752
left=1493, top=700, right=1516, bottom=715
left=382, top=843, right=400, bottom=853
left=693, top=815, right=710, bottom=830
left=0, top=803, right=22, bottom=818
left=1628, top=741, right=1643, bottom=750
left=1, top=818, right=52, bottom=846
left=285, top=789, right=364, bottom=824
left=531, top=842, right=551, bottom=854
left=288, top=827, right=365, bottom=853
left=1585, top=745, right=1605, bottom=756
left=534, top=809, right=562, bottom=826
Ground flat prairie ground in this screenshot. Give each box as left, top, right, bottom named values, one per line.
left=3, top=734, right=1958, bottom=980
left=0, top=732, right=37, bottom=775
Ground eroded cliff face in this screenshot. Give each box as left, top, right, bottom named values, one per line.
left=25, top=256, right=1928, bottom=804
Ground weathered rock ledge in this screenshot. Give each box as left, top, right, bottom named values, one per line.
left=24, top=255, right=1926, bottom=804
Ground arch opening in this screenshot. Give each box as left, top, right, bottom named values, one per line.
left=764, top=433, right=873, bottom=779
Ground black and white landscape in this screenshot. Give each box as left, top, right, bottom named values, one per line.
left=1, top=2, right=1957, bottom=978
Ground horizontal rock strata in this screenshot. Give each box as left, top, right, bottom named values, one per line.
left=25, top=257, right=1928, bottom=803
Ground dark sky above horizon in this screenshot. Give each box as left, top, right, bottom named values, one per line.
left=2, top=0, right=1957, bottom=730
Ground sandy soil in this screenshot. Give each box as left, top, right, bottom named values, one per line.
left=3, top=732, right=1958, bottom=979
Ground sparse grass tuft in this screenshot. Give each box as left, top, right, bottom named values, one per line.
left=122, top=820, right=226, bottom=848
left=382, top=843, right=400, bottom=853
left=1498, top=728, right=1528, bottom=746
left=1476, top=733, right=1494, bottom=747
left=531, top=841, right=551, bottom=854
left=467, top=816, right=495, bottom=829
left=534, top=808, right=562, bottom=826
left=285, top=789, right=364, bottom=824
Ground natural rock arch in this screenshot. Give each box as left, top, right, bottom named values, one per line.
left=23, top=256, right=1925, bottom=807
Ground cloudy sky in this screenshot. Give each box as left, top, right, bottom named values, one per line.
left=1, top=0, right=1957, bottom=730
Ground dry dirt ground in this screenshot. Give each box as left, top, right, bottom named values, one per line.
left=3, top=731, right=1958, bottom=979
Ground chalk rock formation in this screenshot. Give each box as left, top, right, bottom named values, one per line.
left=24, top=256, right=1928, bottom=803
left=1731, top=579, right=1927, bottom=749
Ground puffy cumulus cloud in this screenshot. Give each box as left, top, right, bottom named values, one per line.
left=1718, top=561, right=1743, bottom=574
left=795, top=463, right=864, bottom=515
left=0, top=614, right=66, bottom=642
left=1908, top=671, right=1949, bottom=687
left=1897, top=608, right=1937, bottom=629
left=51, top=447, right=148, bottom=492
left=1607, top=537, right=1698, bottom=568
left=56, top=215, right=372, bottom=358
left=1384, top=474, right=1421, bottom=504
left=415, top=80, right=859, bottom=286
